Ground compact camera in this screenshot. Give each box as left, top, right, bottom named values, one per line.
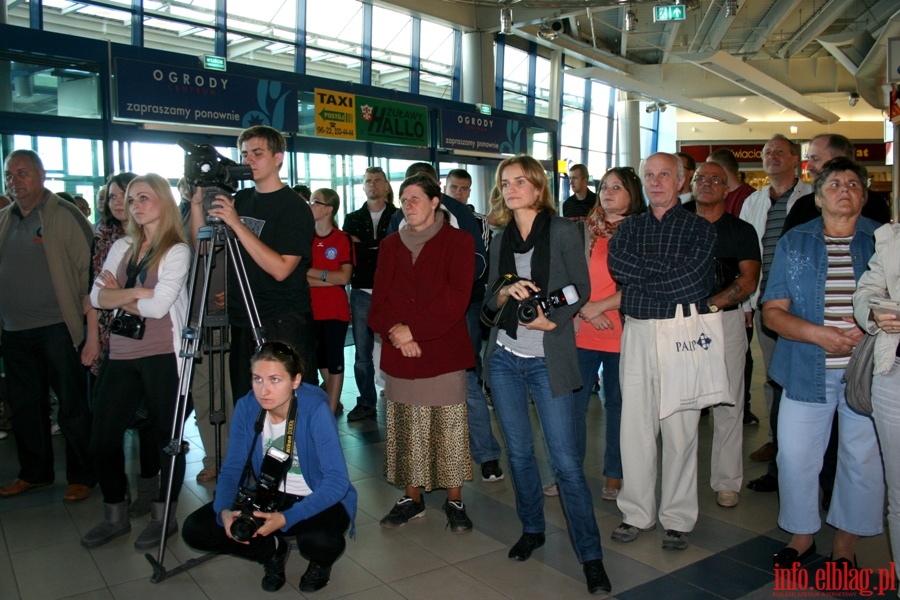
left=109, top=309, right=146, bottom=340
left=230, top=446, right=292, bottom=542
left=516, top=284, right=581, bottom=324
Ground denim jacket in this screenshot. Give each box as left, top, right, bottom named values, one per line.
left=761, top=216, right=878, bottom=403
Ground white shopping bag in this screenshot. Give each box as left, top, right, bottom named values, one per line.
left=656, top=304, right=731, bottom=419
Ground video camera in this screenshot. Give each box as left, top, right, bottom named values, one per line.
left=178, top=138, right=253, bottom=222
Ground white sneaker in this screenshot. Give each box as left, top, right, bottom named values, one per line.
left=542, top=482, right=559, bottom=497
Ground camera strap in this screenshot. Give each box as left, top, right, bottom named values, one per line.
left=124, top=251, right=149, bottom=289
left=238, top=394, right=299, bottom=491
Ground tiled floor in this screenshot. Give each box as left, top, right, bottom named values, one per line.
left=0, top=343, right=893, bottom=599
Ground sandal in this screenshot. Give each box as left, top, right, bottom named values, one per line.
left=196, top=467, right=217, bottom=483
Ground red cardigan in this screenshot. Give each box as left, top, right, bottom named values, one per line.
left=368, top=223, right=475, bottom=379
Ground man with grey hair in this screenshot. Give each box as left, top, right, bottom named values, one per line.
left=783, top=134, right=890, bottom=231
left=0, top=149, right=95, bottom=501
left=739, top=134, right=812, bottom=492
left=608, top=152, right=716, bottom=550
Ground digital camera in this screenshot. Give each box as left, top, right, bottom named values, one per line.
left=109, top=309, right=146, bottom=340
left=230, top=446, right=291, bottom=542
left=516, top=284, right=581, bottom=324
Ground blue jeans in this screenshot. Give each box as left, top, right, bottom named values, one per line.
left=575, top=348, right=622, bottom=479
left=489, top=347, right=603, bottom=563
left=350, top=289, right=376, bottom=408
left=465, top=301, right=500, bottom=464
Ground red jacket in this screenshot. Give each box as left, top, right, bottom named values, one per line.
left=368, top=223, right=475, bottom=379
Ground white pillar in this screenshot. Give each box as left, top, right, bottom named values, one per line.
left=617, top=96, right=642, bottom=168
left=460, top=31, right=497, bottom=214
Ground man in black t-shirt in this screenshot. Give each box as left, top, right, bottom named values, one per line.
left=687, top=162, right=761, bottom=509
left=561, top=164, right=596, bottom=221
left=191, top=126, right=316, bottom=400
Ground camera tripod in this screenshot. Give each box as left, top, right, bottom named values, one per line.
left=146, top=208, right=266, bottom=583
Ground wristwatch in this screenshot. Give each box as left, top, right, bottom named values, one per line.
left=707, top=299, right=720, bottom=313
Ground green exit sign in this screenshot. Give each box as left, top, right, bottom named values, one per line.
left=203, top=55, right=227, bottom=71
left=653, top=5, right=686, bottom=23
left=477, top=103, right=492, bottom=115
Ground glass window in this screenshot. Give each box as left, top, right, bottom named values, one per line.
left=560, top=107, right=584, bottom=150
left=502, top=91, right=527, bottom=115
left=372, top=63, right=410, bottom=93
left=503, top=46, right=530, bottom=88
left=228, top=0, right=296, bottom=38
left=420, top=21, right=455, bottom=78
left=563, top=72, right=586, bottom=110
left=591, top=81, right=612, bottom=112
left=41, top=1, right=133, bottom=44
left=67, top=138, right=95, bottom=176
left=143, top=19, right=216, bottom=56
left=535, top=55, right=551, bottom=109
left=372, top=6, right=412, bottom=67
left=0, top=58, right=102, bottom=119
left=307, top=0, right=363, bottom=55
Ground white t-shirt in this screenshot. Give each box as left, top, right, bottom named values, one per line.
left=262, top=413, right=313, bottom=497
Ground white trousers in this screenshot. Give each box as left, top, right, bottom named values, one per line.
left=710, top=309, right=746, bottom=492
left=617, top=317, right=701, bottom=533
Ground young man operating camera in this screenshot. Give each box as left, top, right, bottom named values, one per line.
left=190, top=126, right=317, bottom=399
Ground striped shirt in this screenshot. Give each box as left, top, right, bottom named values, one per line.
left=758, top=185, right=794, bottom=298
left=823, top=236, right=855, bottom=369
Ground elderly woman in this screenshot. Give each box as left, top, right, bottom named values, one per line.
left=482, top=155, right=610, bottom=595
left=762, top=157, right=883, bottom=568
left=368, top=173, right=476, bottom=532
left=853, top=194, right=900, bottom=586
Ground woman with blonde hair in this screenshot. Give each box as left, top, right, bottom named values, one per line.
left=482, top=155, right=610, bottom=594
left=81, top=174, right=191, bottom=550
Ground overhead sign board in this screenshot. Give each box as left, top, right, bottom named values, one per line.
left=889, top=38, right=900, bottom=83
left=115, top=58, right=297, bottom=130
left=203, top=55, right=227, bottom=72
left=653, top=5, right=686, bottom=23
left=439, top=109, right=526, bottom=155
left=313, top=88, right=429, bottom=147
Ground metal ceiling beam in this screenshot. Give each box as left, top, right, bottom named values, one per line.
left=863, top=0, right=900, bottom=27
left=682, top=50, right=840, bottom=123
left=660, top=22, right=680, bottom=64
left=736, top=0, right=802, bottom=56
left=619, top=6, right=628, bottom=58
left=855, top=6, right=900, bottom=109
left=705, top=0, right=744, bottom=50
left=777, top=0, right=856, bottom=59
left=567, top=65, right=747, bottom=124
left=817, top=30, right=875, bottom=77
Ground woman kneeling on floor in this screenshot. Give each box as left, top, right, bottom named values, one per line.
left=182, top=342, right=357, bottom=593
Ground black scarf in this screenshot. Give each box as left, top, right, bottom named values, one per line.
left=497, top=211, right=552, bottom=338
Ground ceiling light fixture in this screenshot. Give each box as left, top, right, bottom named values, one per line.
left=625, top=9, right=637, bottom=33
left=723, top=0, right=738, bottom=18
left=500, top=7, right=512, bottom=35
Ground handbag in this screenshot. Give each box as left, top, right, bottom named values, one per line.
left=656, top=304, right=731, bottom=419
left=842, top=333, right=875, bottom=416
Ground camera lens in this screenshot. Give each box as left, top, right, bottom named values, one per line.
left=230, top=515, right=259, bottom=543
left=516, top=303, right=538, bottom=324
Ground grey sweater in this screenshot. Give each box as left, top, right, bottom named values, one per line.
left=482, top=216, right=590, bottom=397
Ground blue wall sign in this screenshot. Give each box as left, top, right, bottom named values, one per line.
left=114, top=58, right=298, bottom=131
left=440, top=108, right=526, bottom=155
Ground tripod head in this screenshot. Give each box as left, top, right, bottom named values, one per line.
left=178, top=138, right=253, bottom=224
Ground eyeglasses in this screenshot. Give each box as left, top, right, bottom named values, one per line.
left=692, top=175, right=725, bottom=186
left=254, top=341, right=296, bottom=359
left=308, top=200, right=330, bottom=207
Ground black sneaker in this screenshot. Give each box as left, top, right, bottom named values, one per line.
left=347, top=404, right=376, bottom=422
left=743, top=410, right=760, bottom=425
left=299, top=560, right=332, bottom=592
left=443, top=499, right=473, bottom=532
left=583, top=558, right=612, bottom=594
left=481, top=459, right=504, bottom=482
left=380, top=496, right=425, bottom=527
left=508, top=532, right=545, bottom=561
left=261, top=536, right=290, bottom=592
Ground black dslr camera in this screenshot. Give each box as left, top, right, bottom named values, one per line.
left=517, top=284, right=581, bottom=324
left=109, top=309, right=146, bottom=340
left=230, top=446, right=292, bottom=542
left=177, top=138, right=254, bottom=221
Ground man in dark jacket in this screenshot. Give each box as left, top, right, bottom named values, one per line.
left=342, top=166, right=397, bottom=421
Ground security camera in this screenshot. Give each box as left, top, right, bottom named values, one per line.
left=849, top=92, right=860, bottom=107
